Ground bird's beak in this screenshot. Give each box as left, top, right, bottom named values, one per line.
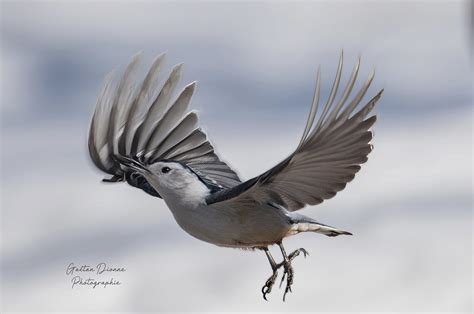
left=113, top=155, right=152, bottom=174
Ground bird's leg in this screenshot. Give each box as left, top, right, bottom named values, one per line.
left=277, top=243, right=293, bottom=300
left=277, top=243, right=308, bottom=301
left=261, top=247, right=279, bottom=301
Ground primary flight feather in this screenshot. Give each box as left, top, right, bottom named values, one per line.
left=88, top=51, right=383, bottom=301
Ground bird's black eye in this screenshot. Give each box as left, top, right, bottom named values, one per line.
left=161, top=166, right=171, bottom=174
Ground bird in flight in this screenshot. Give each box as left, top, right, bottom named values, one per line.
left=88, top=52, right=383, bottom=301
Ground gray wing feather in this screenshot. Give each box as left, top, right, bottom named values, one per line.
left=89, top=71, right=117, bottom=173
left=147, top=112, right=199, bottom=162
left=313, top=52, right=343, bottom=132
left=120, top=53, right=166, bottom=155
left=88, top=53, right=242, bottom=195
left=141, top=82, right=196, bottom=160
left=172, top=142, right=215, bottom=161
left=131, top=63, right=183, bottom=156
left=297, top=67, right=320, bottom=149
left=324, top=57, right=360, bottom=126
left=107, top=53, right=143, bottom=163
left=206, top=53, right=383, bottom=211
left=161, top=129, right=208, bottom=159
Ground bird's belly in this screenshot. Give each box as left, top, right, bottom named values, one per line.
left=168, top=202, right=292, bottom=248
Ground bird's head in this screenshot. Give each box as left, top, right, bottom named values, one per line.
left=117, top=156, right=210, bottom=205
left=148, top=161, right=199, bottom=190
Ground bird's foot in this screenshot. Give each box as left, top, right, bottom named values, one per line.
left=278, top=248, right=308, bottom=301
left=289, top=248, right=309, bottom=261
left=260, top=246, right=309, bottom=301
left=278, top=260, right=294, bottom=301
left=261, top=268, right=278, bottom=301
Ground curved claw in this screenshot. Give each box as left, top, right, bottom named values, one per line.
left=261, top=270, right=278, bottom=301
left=300, top=248, right=309, bottom=257
left=289, top=248, right=310, bottom=261
left=279, top=270, right=287, bottom=288
left=262, top=285, right=269, bottom=301
left=283, top=284, right=292, bottom=302
left=281, top=261, right=295, bottom=301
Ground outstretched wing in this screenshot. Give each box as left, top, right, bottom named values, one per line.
left=206, top=53, right=383, bottom=211
left=88, top=53, right=241, bottom=197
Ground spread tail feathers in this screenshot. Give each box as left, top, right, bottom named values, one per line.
left=287, top=213, right=352, bottom=237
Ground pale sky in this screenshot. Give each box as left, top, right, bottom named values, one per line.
left=1, top=0, right=472, bottom=312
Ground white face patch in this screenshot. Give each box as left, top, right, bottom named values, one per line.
left=149, top=161, right=184, bottom=176
left=145, top=161, right=210, bottom=207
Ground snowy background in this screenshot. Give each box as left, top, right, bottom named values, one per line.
left=1, top=0, right=472, bottom=312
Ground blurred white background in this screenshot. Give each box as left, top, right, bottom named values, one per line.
left=1, top=0, right=472, bottom=312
